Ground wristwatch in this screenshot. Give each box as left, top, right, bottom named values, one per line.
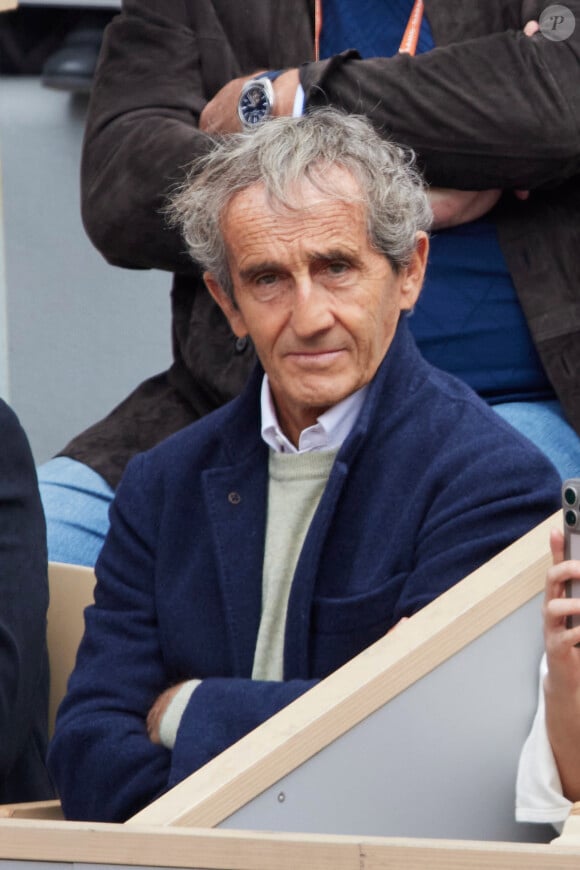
left=237, top=71, right=281, bottom=129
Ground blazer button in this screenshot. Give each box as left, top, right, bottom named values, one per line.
left=228, top=491, right=241, bottom=505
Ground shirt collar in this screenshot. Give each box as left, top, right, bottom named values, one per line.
left=260, top=375, right=368, bottom=454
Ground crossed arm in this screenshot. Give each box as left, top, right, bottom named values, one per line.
left=198, top=18, right=545, bottom=230
left=198, top=68, right=505, bottom=231
left=82, top=5, right=580, bottom=271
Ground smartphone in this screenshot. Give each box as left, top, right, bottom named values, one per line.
left=562, top=478, right=580, bottom=630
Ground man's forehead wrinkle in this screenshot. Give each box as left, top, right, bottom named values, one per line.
left=229, top=205, right=358, bottom=258
left=234, top=224, right=359, bottom=274
left=225, top=168, right=364, bottom=222
left=231, top=197, right=357, bottom=225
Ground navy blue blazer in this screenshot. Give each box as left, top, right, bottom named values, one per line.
left=0, top=400, right=53, bottom=802
left=49, top=321, right=560, bottom=821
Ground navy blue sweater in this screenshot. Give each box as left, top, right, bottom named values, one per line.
left=49, top=320, right=560, bottom=821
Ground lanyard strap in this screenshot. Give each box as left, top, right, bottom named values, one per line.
left=315, top=0, right=323, bottom=60
left=399, top=0, right=425, bottom=54
left=314, top=0, right=425, bottom=61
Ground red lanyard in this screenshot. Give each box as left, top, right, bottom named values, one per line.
left=314, top=0, right=425, bottom=61
left=315, top=0, right=323, bottom=61
left=399, top=0, right=425, bottom=54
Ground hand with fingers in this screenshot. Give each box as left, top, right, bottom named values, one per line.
left=543, top=528, right=580, bottom=802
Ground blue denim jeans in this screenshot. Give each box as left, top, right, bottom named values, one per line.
left=38, top=457, right=114, bottom=567
left=492, top=399, right=580, bottom=482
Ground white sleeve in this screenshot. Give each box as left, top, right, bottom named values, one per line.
left=158, top=679, right=201, bottom=750
left=516, top=654, right=572, bottom=830
left=293, top=84, right=306, bottom=117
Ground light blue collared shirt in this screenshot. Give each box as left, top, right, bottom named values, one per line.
left=260, top=375, right=367, bottom=454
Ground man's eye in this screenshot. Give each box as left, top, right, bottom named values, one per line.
left=256, top=273, right=278, bottom=286
left=327, top=261, right=350, bottom=275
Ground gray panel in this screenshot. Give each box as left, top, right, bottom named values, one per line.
left=0, top=864, right=69, bottom=870
left=222, top=595, right=554, bottom=843
left=0, top=79, right=170, bottom=463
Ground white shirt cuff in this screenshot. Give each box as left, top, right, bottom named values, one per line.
left=293, top=84, right=306, bottom=117
left=158, top=679, right=201, bottom=749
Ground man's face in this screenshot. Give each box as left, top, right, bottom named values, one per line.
left=205, top=167, right=427, bottom=444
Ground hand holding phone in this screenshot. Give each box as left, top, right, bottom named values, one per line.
left=562, top=478, right=580, bottom=631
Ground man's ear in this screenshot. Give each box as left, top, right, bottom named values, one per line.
left=204, top=272, right=248, bottom=338
left=399, top=231, right=429, bottom=311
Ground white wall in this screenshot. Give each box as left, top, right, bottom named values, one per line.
left=0, top=78, right=171, bottom=463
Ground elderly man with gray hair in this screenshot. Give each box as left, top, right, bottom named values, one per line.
left=48, top=109, right=560, bottom=823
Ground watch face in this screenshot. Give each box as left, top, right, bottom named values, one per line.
left=238, top=80, right=273, bottom=127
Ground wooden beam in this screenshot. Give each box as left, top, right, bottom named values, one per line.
left=0, top=799, right=63, bottom=821
left=0, top=817, right=579, bottom=870
left=552, top=802, right=580, bottom=846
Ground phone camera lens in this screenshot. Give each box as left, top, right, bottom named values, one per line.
left=564, top=487, right=577, bottom=506
left=565, top=510, right=577, bottom=528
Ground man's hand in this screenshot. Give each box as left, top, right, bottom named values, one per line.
left=428, top=187, right=502, bottom=229
left=428, top=183, right=534, bottom=229
left=543, top=529, right=580, bottom=686
left=524, top=20, right=540, bottom=36
left=200, top=69, right=299, bottom=134
left=200, top=72, right=265, bottom=134
left=146, top=682, right=188, bottom=744
left=543, top=528, right=580, bottom=801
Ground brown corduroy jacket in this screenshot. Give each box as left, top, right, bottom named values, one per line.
left=63, top=0, right=580, bottom=486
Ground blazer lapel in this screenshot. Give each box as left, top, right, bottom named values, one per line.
left=202, top=449, right=268, bottom=677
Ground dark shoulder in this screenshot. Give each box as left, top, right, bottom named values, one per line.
left=0, top=400, right=35, bottom=470
left=0, top=398, right=23, bottom=436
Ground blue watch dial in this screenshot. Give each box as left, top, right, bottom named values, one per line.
left=238, top=79, right=274, bottom=127
left=241, top=85, right=269, bottom=124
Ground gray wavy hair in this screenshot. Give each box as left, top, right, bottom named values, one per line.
left=168, top=108, right=432, bottom=302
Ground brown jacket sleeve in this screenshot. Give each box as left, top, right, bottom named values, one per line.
left=300, top=0, right=580, bottom=189
left=81, top=0, right=212, bottom=273
left=81, top=0, right=312, bottom=273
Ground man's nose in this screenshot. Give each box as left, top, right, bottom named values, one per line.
left=289, top=278, right=334, bottom=336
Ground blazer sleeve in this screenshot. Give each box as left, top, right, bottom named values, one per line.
left=47, top=452, right=315, bottom=822
left=168, top=676, right=314, bottom=789
left=48, top=452, right=176, bottom=822
left=0, top=402, right=49, bottom=778
left=301, top=7, right=580, bottom=189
